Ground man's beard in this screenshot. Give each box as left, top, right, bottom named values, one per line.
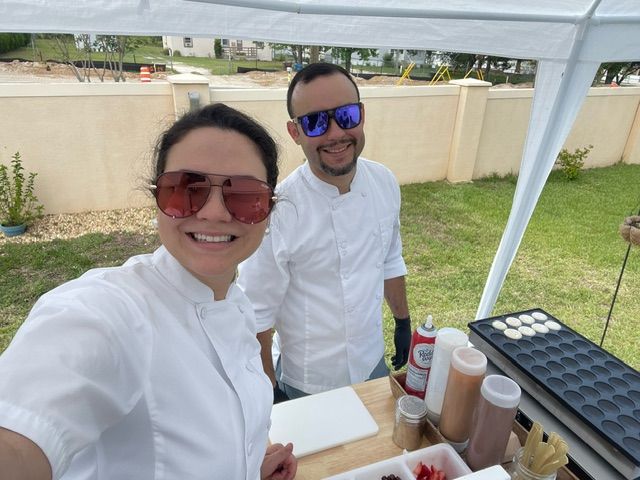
left=319, top=155, right=358, bottom=177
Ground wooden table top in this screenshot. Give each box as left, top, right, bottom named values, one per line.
left=295, top=377, right=433, bottom=479
left=294, top=376, right=579, bottom=480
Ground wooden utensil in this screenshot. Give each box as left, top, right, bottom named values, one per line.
left=536, top=438, right=569, bottom=475
left=538, top=454, right=569, bottom=476
left=521, top=421, right=543, bottom=468
left=531, top=442, right=556, bottom=473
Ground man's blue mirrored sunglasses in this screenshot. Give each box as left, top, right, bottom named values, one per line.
left=294, top=102, right=362, bottom=137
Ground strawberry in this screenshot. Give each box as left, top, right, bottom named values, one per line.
left=412, top=461, right=447, bottom=480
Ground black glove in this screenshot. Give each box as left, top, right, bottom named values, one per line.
left=273, top=384, right=290, bottom=404
left=391, top=316, right=411, bottom=370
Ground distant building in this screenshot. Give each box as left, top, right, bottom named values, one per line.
left=162, top=36, right=273, bottom=61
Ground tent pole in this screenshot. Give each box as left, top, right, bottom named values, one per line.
left=600, top=205, right=640, bottom=347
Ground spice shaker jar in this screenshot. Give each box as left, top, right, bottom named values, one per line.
left=392, top=395, right=427, bottom=451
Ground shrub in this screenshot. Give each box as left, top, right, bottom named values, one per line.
left=556, top=145, right=593, bottom=180
left=0, top=151, right=44, bottom=227
left=0, top=33, right=31, bottom=54
left=214, top=39, right=223, bottom=59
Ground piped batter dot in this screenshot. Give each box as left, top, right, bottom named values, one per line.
left=519, top=314, right=535, bottom=325
left=545, top=320, right=562, bottom=331
left=504, top=328, right=522, bottom=340
left=532, top=311, right=548, bottom=321
left=492, top=320, right=508, bottom=331
left=518, top=326, right=536, bottom=337
left=506, top=317, right=522, bottom=328
left=531, top=323, right=549, bottom=334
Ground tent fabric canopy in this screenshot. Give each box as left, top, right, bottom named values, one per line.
left=1, top=0, right=639, bottom=319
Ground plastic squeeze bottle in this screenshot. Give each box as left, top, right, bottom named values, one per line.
left=424, top=327, right=469, bottom=425
left=466, top=374, right=521, bottom=471
left=438, top=346, right=487, bottom=452
left=404, top=315, right=437, bottom=399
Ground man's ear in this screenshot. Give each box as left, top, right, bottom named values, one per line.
left=286, top=120, right=301, bottom=144
left=360, top=103, right=365, bottom=125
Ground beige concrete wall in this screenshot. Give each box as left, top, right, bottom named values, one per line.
left=0, top=83, right=174, bottom=214
left=475, top=88, right=534, bottom=178
left=1, top=77, right=639, bottom=215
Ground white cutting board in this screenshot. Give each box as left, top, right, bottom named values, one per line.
left=269, top=386, right=379, bottom=458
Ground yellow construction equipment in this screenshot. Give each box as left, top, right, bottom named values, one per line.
left=463, top=68, right=484, bottom=80
left=429, top=65, right=451, bottom=85
left=396, top=61, right=416, bottom=85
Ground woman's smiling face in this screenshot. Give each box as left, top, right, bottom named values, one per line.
left=156, top=126, right=269, bottom=298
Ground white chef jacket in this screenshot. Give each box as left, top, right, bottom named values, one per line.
left=238, top=158, right=407, bottom=394
left=0, top=246, right=272, bottom=480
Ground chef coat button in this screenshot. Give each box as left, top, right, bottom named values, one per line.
left=238, top=305, right=244, bottom=313
left=376, top=262, right=382, bottom=268
left=342, top=274, right=348, bottom=280
left=248, top=441, right=253, bottom=454
left=362, top=192, right=367, bottom=197
left=198, top=306, right=207, bottom=318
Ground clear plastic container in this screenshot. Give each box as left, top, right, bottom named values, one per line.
left=424, top=327, right=469, bottom=425
left=466, top=375, right=521, bottom=471
left=438, top=346, right=487, bottom=452
left=508, top=447, right=558, bottom=480
left=323, top=442, right=471, bottom=479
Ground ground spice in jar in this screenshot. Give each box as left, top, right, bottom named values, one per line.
left=392, top=395, right=427, bottom=451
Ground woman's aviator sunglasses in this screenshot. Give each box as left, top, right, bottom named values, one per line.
left=150, top=170, right=276, bottom=224
left=294, top=102, right=362, bottom=137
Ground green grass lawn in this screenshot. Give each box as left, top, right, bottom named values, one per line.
left=390, top=164, right=640, bottom=370
left=1, top=164, right=639, bottom=371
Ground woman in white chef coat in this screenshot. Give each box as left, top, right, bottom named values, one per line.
left=0, top=103, right=297, bottom=480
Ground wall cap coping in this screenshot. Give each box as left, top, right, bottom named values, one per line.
left=167, top=73, right=210, bottom=85
left=449, top=78, right=492, bottom=87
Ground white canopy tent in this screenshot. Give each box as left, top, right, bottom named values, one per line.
left=1, top=0, right=639, bottom=319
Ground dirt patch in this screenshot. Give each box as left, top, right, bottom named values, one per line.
left=0, top=60, right=142, bottom=83
left=0, top=207, right=158, bottom=246
left=0, top=60, right=448, bottom=87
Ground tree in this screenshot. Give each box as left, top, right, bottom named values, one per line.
left=51, top=34, right=143, bottom=82
left=598, top=62, right=640, bottom=85
left=332, top=47, right=377, bottom=73
left=52, top=34, right=91, bottom=82
left=95, top=35, right=142, bottom=82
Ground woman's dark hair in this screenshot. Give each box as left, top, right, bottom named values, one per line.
left=286, top=63, right=360, bottom=118
left=152, top=103, right=279, bottom=188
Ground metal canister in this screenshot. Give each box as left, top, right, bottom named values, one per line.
left=392, top=395, right=427, bottom=451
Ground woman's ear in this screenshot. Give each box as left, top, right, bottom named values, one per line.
left=286, top=121, right=301, bottom=144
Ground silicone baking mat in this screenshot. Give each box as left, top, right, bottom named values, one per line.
left=468, top=308, right=640, bottom=479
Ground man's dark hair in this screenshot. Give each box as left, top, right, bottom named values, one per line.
left=286, top=63, right=360, bottom=118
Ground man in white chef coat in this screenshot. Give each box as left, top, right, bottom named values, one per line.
left=238, top=63, right=411, bottom=400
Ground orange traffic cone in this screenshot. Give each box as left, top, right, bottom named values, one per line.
left=140, top=66, right=151, bottom=83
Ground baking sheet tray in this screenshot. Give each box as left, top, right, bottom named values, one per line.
left=468, top=308, right=640, bottom=480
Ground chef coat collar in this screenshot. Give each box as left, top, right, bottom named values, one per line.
left=151, top=246, right=242, bottom=305
left=301, top=159, right=364, bottom=197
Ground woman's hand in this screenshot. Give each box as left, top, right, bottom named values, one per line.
left=261, top=442, right=297, bottom=480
